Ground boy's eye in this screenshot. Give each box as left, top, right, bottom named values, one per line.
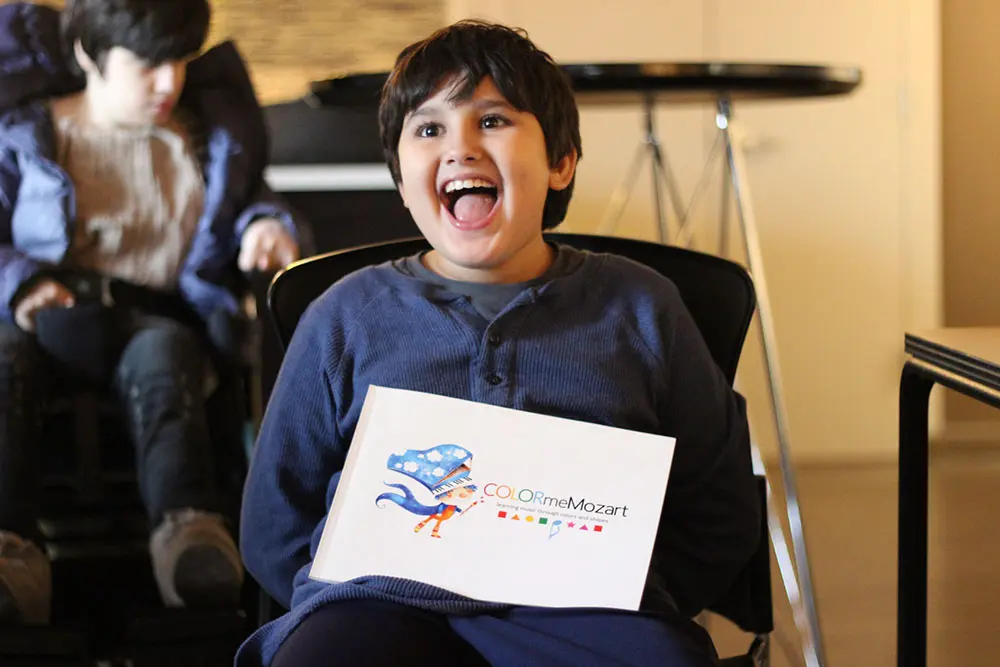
left=416, top=123, right=442, bottom=138
left=480, top=114, right=510, bottom=129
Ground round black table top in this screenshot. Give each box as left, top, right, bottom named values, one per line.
left=306, top=62, right=862, bottom=108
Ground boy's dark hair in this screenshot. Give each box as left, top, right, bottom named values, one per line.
left=379, top=20, right=582, bottom=229
left=61, top=0, right=211, bottom=73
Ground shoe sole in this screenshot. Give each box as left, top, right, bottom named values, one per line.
left=172, top=545, right=242, bottom=608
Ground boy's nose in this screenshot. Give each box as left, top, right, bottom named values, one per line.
left=444, top=128, right=483, bottom=164
left=445, top=147, right=482, bottom=164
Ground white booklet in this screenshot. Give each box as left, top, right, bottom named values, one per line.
left=310, top=385, right=676, bottom=611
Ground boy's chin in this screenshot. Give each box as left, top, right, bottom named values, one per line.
left=435, top=247, right=499, bottom=271
left=425, top=242, right=506, bottom=275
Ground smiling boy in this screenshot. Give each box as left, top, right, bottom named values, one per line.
left=240, top=20, right=759, bottom=667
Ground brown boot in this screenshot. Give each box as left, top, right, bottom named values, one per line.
left=0, top=531, right=51, bottom=624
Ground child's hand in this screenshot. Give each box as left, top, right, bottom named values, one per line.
left=14, top=279, right=75, bottom=332
left=238, top=218, right=299, bottom=274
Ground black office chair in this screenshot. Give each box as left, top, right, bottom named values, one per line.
left=263, top=233, right=772, bottom=666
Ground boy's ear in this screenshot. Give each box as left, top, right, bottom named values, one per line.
left=548, top=150, right=578, bottom=192
left=74, top=40, right=98, bottom=76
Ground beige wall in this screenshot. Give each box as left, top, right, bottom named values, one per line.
left=941, top=0, right=1000, bottom=439
left=449, top=0, right=942, bottom=463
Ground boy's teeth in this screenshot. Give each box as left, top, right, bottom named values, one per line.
left=445, top=178, right=494, bottom=193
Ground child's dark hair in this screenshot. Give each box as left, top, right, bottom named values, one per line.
left=379, top=20, right=582, bottom=229
left=61, top=0, right=210, bottom=73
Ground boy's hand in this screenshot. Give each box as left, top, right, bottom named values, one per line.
left=238, top=218, right=299, bottom=274
left=14, top=279, right=75, bottom=332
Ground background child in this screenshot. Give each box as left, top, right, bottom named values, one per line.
left=0, top=0, right=303, bottom=624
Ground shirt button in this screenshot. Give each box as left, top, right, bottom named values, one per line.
left=486, top=374, right=503, bottom=386
left=488, top=332, right=502, bottom=346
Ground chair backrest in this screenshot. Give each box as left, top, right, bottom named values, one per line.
left=265, top=232, right=770, bottom=635
left=268, top=233, right=755, bottom=383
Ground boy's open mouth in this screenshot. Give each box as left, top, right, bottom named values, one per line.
left=440, top=178, right=499, bottom=225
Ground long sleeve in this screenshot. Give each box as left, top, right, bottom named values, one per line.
left=233, top=181, right=315, bottom=257
left=651, top=290, right=761, bottom=617
left=240, top=297, right=347, bottom=608
left=0, top=149, right=41, bottom=323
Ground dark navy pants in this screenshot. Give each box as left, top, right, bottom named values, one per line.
left=272, top=599, right=719, bottom=667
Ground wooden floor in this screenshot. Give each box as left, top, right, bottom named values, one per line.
left=708, top=448, right=1000, bottom=667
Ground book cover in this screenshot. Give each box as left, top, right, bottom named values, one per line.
left=310, top=385, right=676, bottom=610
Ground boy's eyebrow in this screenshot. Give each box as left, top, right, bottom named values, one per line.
left=405, top=97, right=517, bottom=124
left=463, top=97, right=516, bottom=112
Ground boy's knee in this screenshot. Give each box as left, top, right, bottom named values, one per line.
left=115, top=327, right=211, bottom=439
left=119, top=323, right=207, bottom=379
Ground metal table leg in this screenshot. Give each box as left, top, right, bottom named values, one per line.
left=719, top=97, right=826, bottom=667
left=897, top=362, right=933, bottom=667
left=598, top=94, right=689, bottom=243
left=597, top=93, right=828, bottom=667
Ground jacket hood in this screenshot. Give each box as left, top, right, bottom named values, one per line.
left=0, top=3, right=83, bottom=112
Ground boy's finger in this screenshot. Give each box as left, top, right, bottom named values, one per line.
left=258, top=251, right=274, bottom=272
left=238, top=243, right=257, bottom=273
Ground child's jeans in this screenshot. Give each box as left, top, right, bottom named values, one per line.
left=0, top=310, right=221, bottom=542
